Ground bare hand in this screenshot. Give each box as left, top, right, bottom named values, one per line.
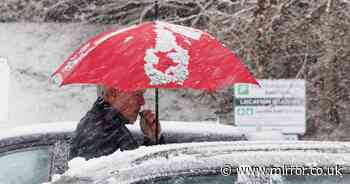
left=139, top=110, right=161, bottom=140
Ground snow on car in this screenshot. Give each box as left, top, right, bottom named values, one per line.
left=50, top=141, right=350, bottom=184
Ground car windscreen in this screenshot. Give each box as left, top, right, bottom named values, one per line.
left=146, top=174, right=350, bottom=184
left=147, top=175, right=235, bottom=184
left=0, top=147, right=50, bottom=184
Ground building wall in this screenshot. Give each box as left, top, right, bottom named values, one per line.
left=0, top=23, right=108, bottom=128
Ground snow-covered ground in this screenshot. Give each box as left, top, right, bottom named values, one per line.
left=0, top=23, right=222, bottom=129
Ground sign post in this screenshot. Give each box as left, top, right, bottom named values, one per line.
left=0, top=57, right=9, bottom=123
left=234, top=79, right=306, bottom=138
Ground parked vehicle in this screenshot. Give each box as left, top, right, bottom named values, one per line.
left=0, top=121, right=246, bottom=184
left=51, top=141, right=350, bottom=184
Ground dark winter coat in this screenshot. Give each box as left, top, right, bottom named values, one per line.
left=69, top=97, right=163, bottom=160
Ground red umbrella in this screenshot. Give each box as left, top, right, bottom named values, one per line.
left=52, top=21, right=259, bottom=143
left=52, top=21, right=258, bottom=91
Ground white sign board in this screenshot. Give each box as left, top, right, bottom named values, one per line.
left=0, top=57, right=9, bottom=122
left=234, top=79, right=306, bottom=134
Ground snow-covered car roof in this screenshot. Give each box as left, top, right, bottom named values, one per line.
left=0, top=120, right=286, bottom=144
left=0, top=121, right=247, bottom=143
left=0, top=122, right=77, bottom=140
left=0, top=120, right=249, bottom=156
left=51, top=141, right=350, bottom=184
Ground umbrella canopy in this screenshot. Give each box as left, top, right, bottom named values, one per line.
left=52, top=21, right=258, bottom=91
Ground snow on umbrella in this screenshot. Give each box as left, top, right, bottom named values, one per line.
left=51, top=21, right=259, bottom=143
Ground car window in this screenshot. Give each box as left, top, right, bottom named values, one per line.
left=0, top=147, right=50, bottom=184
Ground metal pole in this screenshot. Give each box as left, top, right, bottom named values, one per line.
left=155, top=88, right=159, bottom=144
left=155, top=0, right=158, bottom=19
left=154, top=0, right=159, bottom=144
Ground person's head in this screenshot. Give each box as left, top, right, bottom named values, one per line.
left=100, top=86, right=145, bottom=123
